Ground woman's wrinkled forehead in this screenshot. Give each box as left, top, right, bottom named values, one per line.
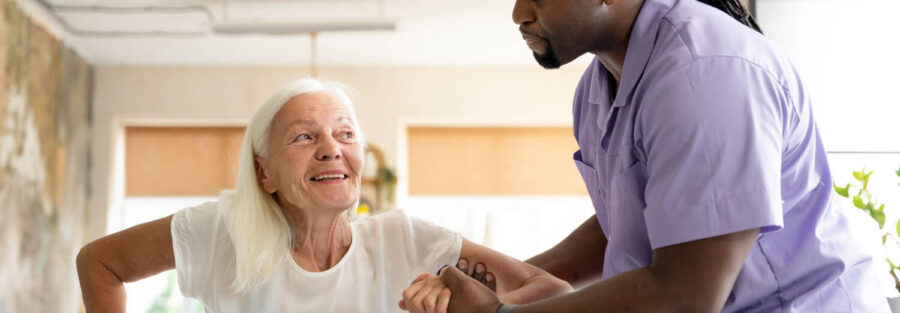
left=271, top=91, right=358, bottom=131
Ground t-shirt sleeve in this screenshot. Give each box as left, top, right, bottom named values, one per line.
left=170, top=201, right=222, bottom=298
left=639, top=58, right=789, bottom=249
left=394, top=210, right=463, bottom=274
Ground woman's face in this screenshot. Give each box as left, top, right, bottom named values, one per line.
left=255, top=92, right=364, bottom=213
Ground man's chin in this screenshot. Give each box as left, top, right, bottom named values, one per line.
left=533, top=52, right=562, bottom=69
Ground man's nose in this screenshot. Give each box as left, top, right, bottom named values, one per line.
left=512, top=0, right=535, bottom=26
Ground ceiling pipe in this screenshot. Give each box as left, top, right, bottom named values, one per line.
left=34, top=0, right=396, bottom=38
left=34, top=0, right=211, bottom=37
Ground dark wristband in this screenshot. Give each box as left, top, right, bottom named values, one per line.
left=496, top=303, right=517, bottom=313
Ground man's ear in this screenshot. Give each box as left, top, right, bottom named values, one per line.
left=255, top=157, right=278, bottom=194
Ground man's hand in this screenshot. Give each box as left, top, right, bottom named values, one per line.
left=457, top=258, right=497, bottom=292
left=399, top=273, right=452, bottom=313
left=439, top=266, right=502, bottom=313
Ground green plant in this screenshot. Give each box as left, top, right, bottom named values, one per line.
left=378, top=167, right=398, bottom=205
left=834, top=166, right=900, bottom=293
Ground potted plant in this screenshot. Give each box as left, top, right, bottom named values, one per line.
left=833, top=166, right=900, bottom=310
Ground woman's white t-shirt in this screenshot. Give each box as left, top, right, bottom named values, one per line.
left=170, top=201, right=462, bottom=313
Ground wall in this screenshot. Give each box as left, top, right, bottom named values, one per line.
left=757, top=0, right=900, bottom=152
left=0, top=0, right=93, bottom=312
left=89, top=63, right=587, bottom=240
left=89, top=0, right=900, bottom=257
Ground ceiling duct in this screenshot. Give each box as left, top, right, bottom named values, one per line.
left=33, top=0, right=396, bottom=37
left=212, top=18, right=395, bottom=35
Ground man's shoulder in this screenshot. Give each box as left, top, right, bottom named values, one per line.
left=664, top=1, right=786, bottom=68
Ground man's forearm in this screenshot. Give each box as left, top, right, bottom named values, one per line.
left=510, top=266, right=681, bottom=313
left=498, top=273, right=573, bottom=305
left=526, top=214, right=607, bottom=288
left=512, top=228, right=758, bottom=313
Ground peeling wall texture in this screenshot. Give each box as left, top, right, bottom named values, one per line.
left=0, top=0, right=94, bottom=312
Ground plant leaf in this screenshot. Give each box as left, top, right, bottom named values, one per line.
left=853, top=169, right=867, bottom=182
left=864, top=170, right=874, bottom=189
left=896, top=166, right=900, bottom=178
left=895, top=219, right=900, bottom=243
left=888, top=257, right=900, bottom=271
left=872, top=209, right=886, bottom=229
left=833, top=183, right=850, bottom=198
left=852, top=195, right=866, bottom=210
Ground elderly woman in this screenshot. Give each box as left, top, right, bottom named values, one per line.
left=76, top=78, right=571, bottom=313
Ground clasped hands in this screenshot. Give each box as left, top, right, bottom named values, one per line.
left=398, top=259, right=502, bottom=313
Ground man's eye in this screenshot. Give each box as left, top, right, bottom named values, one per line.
left=295, top=134, right=312, bottom=141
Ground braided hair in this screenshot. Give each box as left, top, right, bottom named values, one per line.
left=698, top=0, right=763, bottom=34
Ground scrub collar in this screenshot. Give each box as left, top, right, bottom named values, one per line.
left=587, top=0, right=678, bottom=108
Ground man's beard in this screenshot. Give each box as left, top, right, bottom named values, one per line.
left=533, top=40, right=562, bottom=69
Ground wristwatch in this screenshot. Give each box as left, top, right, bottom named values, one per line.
left=496, top=303, right=517, bottom=313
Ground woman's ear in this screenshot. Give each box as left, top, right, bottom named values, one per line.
left=254, top=157, right=278, bottom=194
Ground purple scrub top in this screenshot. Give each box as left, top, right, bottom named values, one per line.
left=571, top=0, right=890, bottom=311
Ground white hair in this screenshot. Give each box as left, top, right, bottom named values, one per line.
left=219, top=77, right=362, bottom=293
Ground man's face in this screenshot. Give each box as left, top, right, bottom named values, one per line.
left=513, top=0, right=623, bottom=69
left=513, top=0, right=590, bottom=69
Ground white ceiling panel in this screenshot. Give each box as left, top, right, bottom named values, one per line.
left=58, top=11, right=209, bottom=32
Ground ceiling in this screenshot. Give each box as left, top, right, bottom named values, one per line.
left=28, top=0, right=587, bottom=66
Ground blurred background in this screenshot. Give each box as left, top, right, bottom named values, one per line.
left=1, top=0, right=898, bottom=312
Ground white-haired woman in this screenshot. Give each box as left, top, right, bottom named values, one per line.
left=76, top=78, right=572, bottom=313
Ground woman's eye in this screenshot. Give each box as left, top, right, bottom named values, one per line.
left=295, top=134, right=312, bottom=141
left=342, top=132, right=354, bottom=139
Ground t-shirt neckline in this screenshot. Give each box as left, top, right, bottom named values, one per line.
left=287, top=222, right=359, bottom=277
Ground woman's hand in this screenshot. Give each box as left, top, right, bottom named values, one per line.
left=398, top=273, right=452, bottom=313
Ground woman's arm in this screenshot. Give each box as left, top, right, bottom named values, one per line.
left=458, top=238, right=573, bottom=304
left=76, top=215, right=176, bottom=313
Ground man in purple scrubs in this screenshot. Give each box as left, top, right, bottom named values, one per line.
left=438, top=0, right=890, bottom=312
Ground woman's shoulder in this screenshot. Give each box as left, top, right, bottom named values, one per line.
left=171, top=201, right=225, bottom=241
left=174, top=201, right=221, bottom=223
left=354, top=209, right=459, bottom=244
left=352, top=209, right=409, bottom=231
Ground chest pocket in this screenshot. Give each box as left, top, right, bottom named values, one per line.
left=601, top=154, right=654, bottom=277
left=573, top=150, right=610, bottom=235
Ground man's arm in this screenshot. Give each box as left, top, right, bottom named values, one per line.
left=525, top=214, right=607, bottom=288
left=442, top=228, right=759, bottom=313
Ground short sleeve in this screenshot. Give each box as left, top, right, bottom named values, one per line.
left=171, top=201, right=222, bottom=298
left=639, top=57, right=788, bottom=249
left=395, top=210, right=463, bottom=274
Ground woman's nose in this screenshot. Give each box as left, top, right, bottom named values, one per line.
left=316, top=138, right=342, bottom=161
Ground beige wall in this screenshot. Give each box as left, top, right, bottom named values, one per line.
left=408, top=126, right=585, bottom=195
left=89, top=63, right=589, bottom=240
left=125, top=126, right=245, bottom=197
